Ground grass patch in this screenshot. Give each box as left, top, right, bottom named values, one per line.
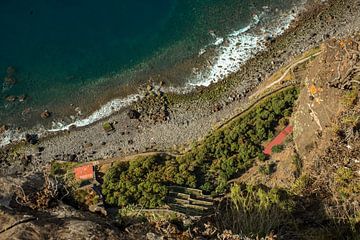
left=341, top=88, right=359, bottom=108
left=215, top=184, right=295, bottom=237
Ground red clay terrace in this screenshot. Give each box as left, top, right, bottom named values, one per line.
left=263, top=125, right=293, bottom=155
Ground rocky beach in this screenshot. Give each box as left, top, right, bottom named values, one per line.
left=1, top=0, right=360, bottom=239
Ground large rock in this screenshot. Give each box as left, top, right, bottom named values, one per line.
left=25, top=133, right=38, bottom=145
left=127, top=109, right=141, bottom=119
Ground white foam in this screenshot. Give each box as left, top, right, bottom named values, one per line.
left=0, top=125, right=48, bottom=148
left=48, top=93, right=143, bottom=132
left=0, top=129, right=18, bottom=147
left=0, top=93, right=143, bottom=147
left=188, top=8, right=298, bottom=87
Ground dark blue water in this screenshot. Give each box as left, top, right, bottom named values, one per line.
left=0, top=0, right=298, bottom=128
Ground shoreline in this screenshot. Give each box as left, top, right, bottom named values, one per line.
left=0, top=1, right=304, bottom=147
left=1, top=0, right=360, bottom=166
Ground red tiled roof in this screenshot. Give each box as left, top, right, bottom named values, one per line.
left=263, top=125, right=293, bottom=155
left=74, top=165, right=94, bottom=180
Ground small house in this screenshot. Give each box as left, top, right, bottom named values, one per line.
left=74, top=164, right=95, bottom=180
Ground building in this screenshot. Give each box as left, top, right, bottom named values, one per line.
left=74, top=164, right=95, bottom=180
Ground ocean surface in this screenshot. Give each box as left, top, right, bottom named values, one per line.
left=0, top=0, right=302, bottom=144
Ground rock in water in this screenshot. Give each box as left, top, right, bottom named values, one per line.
left=18, top=95, right=27, bottom=102
left=40, top=110, right=51, bottom=119
left=5, top=95, right=16, bottom=102
left=4, top=76, right=16, bottom=85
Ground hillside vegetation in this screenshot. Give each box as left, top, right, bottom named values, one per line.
left=102, top=87, right=299, bottom=208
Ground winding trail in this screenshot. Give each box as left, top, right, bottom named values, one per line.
left=263, top=51, right=322, bottom=90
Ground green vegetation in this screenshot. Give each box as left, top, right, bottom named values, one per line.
left=216, top=184, right=295, bottom=237
left=272, top=144, right=285, bottom=153
left=259, top=162, right=277, bottom=175
left=290, top=175, right=312, bottom=195
left=102, top=121, right=114, bottom=132
left=102, top=87, right=299, bottom=208
left=257, top=152, right=267, bottom=162
left=334, top=167, right=360, bottom=201
left=102, top=155, right=168, bottom=208
left=50, top=161, right=79, bottom=177
left=341, top=88, right=359, bottom=108
left=292, top=153, right=302, bottom=178
left=50, top=161, right=100, bottom=208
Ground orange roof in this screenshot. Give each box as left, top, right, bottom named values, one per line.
left=263, top=125, right=293, bottom=155
left=74, top=165, right=94, bottom=180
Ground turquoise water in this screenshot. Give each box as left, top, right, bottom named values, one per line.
left=0, top=0, right=298, bottom=128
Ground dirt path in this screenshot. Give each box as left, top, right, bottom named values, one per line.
left=75, top=151, right=179, bottom=167
left=264, top=51, right=322, bottom=90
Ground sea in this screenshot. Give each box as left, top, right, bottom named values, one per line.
left=0, top=0, right=304, bottom=146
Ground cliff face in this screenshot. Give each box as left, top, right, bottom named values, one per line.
left=293, top=37, right=360, bottom=160
left=290, top=37, right=360, bottom=237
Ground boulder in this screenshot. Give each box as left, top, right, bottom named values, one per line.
left=68, top=124, right=77, bottom=131
left=25, top=133, right=38, bottom=145
left=68, top=154, right=77, bottom=162
left=18, top=95, right=26, bottom=102
left=127, top=109, right=141, bottom=119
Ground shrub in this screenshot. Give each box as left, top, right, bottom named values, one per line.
left=257, top=152, right=267, bottom=162
left=292, top=153, right=302, bottom=178
left=259, top=162, right=277, bottom=175
left=272, top=145, right=285, bottom=153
